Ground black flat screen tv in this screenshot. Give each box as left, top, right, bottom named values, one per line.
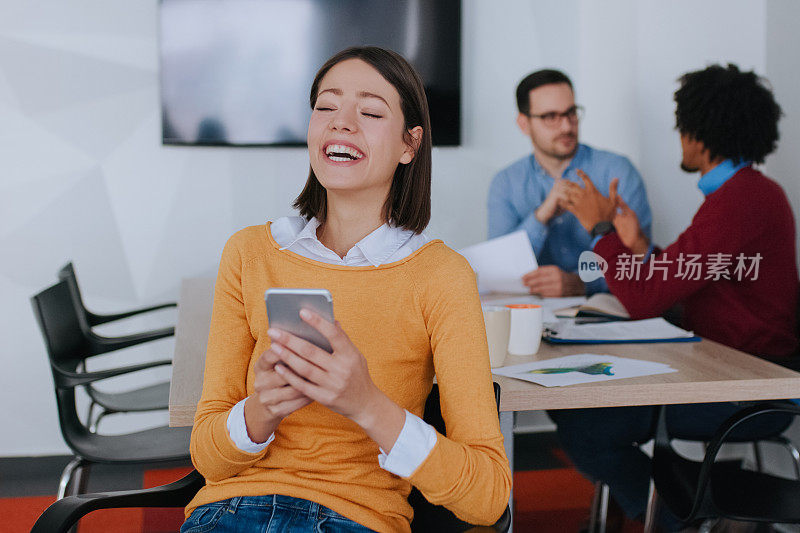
left=159, top=0, right=461, bottom=147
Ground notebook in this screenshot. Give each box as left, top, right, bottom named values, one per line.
left=544, top=317, right=701, bottom=344
left=554, top=293, right=630, bottom=320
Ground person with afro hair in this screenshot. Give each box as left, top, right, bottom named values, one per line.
left=550, top=64, right=799, bottom=531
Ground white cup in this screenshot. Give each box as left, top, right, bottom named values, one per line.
left=482, top=305, right=511, bottom=367
left=505, top=304, right=543, bottom=356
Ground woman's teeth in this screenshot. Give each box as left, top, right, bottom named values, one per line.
left=325, top=144, right=364, bottom=161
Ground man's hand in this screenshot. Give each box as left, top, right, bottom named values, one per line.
left=535, top=178, right=571, bottom=224
left=522, top=265, right=585, bottom=297
left=563, top=170, right=619, bottom=232
left=613, top=196, right=649, bottom=255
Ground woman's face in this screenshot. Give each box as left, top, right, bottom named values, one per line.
left=307, top=58, right=419, bottom=198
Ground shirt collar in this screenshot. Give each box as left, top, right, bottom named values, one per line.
left=280, top=216, right=415, bottom=267
left=352, top=223, right=415, bottom=267
left=698, top=159, right=751, bottom=196
left=281, top=216, right=323, bottom=250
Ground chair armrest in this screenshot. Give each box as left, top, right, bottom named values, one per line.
left=654, top=401, right=800, bottom=523
left=694, top=402, right=800, bottom=492
left=88, top=302, right=177, bottom=327
left=31, top=469, right=203, bottom=533
left=52, top=359, right=172, bottom=388
left=89, top=326, right=175, bottom=353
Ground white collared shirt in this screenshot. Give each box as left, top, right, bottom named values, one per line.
left=226, top=216, right=437, bottom=478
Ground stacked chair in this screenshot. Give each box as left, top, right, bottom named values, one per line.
left=31, top=267, right=191, bottom=501
left=57, top=262, right=176, bottom=431
left=32, top=383, right=511, bottom=533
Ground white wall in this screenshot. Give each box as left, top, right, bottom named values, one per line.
left=0, top=0, right=797, bottom=456
left=767, top=0, right=800, bottom=265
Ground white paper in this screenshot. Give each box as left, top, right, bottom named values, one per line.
left=492, top=354, right=677, bottom=387
left=459, top=231, right=538, bottom=294
left=547, top=318, right=695, bottom=342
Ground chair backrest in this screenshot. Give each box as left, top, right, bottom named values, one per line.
left=31, top=280, right=99, bottom=449
left=57, top=262, right=78, bottom=293
left=57, top=262, right=96, bottom=332
left=31, top=280, right=92, bottom=372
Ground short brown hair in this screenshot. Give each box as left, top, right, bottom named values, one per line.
left=293, top=46, right=432, bottom=234
left=515, top=69, right=573, bottom=115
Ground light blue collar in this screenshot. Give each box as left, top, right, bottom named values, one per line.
left=530, top=144, right=589, bottom=180
left=698, top=159, right=751, bottom=196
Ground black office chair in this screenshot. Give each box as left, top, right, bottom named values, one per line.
left=409, top=382, right=511, bottom=532
left=648, top=402, right=800, bottom=531
left=57, top=263, right=177, bottom=431
left=31, top=280, right=191, bottom=500
left=31, top=383, right=511, bottom=533
left=588, top=406, right=800, bottom=533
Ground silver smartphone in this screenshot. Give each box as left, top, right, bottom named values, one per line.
left=265, top=288, right=334, bottom=352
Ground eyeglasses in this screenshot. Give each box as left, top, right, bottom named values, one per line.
left=527, top=105, right=584, bottom=128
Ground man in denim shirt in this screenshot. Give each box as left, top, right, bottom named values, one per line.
left=488, top=69, right=652, bottom=296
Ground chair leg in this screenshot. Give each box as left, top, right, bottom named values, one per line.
left=89, top=410, right=108, bottom=433
left=643, top=479, right=660, bottom=533
left=769, top=436, right=800, bottom=479
left=57, top=457, right=86, bottom=500
left=752, top=441, right=764, bottom=472
left=698, top=518, right=718, bottom=533
left=588, top=482, right=609, bottom=533
left=85, top=401, right=95, bottom=429
left=70, top=463, right=91, bottom=496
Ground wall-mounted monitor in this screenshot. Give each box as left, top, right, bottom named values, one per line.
left=159, top=0, right=461, bottom=147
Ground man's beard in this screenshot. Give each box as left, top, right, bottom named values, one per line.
left=546, top=135, right=578, bottom=160
left=680, top=162, right=699, bottom=173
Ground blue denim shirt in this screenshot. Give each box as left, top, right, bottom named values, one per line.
left=488, top=144, right=652, bottom=294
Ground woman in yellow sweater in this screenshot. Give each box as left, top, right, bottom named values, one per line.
left=182, top=46, right=511, bottom=533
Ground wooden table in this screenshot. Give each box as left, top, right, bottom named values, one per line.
left=170, top=278, right=800, bottom=425
left=168, top=278, right=216, bottom=427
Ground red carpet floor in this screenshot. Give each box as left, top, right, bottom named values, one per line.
left=4, top=465, right=638, bottom=532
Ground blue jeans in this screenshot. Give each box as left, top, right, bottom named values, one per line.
left=548, top=402, right=793, bottom=531
left=180, top=494, right=377, bottom=533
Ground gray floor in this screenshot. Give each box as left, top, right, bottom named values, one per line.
left=0, top=456, right=191, bottom=498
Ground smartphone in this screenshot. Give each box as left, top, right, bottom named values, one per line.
left=265, top=288, right=334, bottom=352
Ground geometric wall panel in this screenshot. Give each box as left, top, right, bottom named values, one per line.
left=0, top=168, right=137, bottom=300
left=0, top=35, right=152, bottom=115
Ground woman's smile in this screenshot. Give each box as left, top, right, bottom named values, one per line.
left=322, top=140, right=366, bottom=166
left=308, top=58, right=413, bottom=193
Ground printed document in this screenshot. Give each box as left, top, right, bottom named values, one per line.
left=492, top=353, right=677, bottom=387
left=459, top=231, right=538, bottom=294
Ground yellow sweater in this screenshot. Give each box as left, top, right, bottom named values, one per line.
left=187, top=223, right=512, bottom=532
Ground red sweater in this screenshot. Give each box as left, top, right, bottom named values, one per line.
left=596, top=166, right=798, bottom=360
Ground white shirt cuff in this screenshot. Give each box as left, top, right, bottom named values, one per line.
left=378, top=410, right=438, bottom=478
left=226, top=398, right=274, bottom=453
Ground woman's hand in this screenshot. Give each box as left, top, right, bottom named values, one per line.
left=269, top=310, right=406, bottom=452
left=613, top=196, right=650, bottom=255
left=244, top=348, right=313, bottom=443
